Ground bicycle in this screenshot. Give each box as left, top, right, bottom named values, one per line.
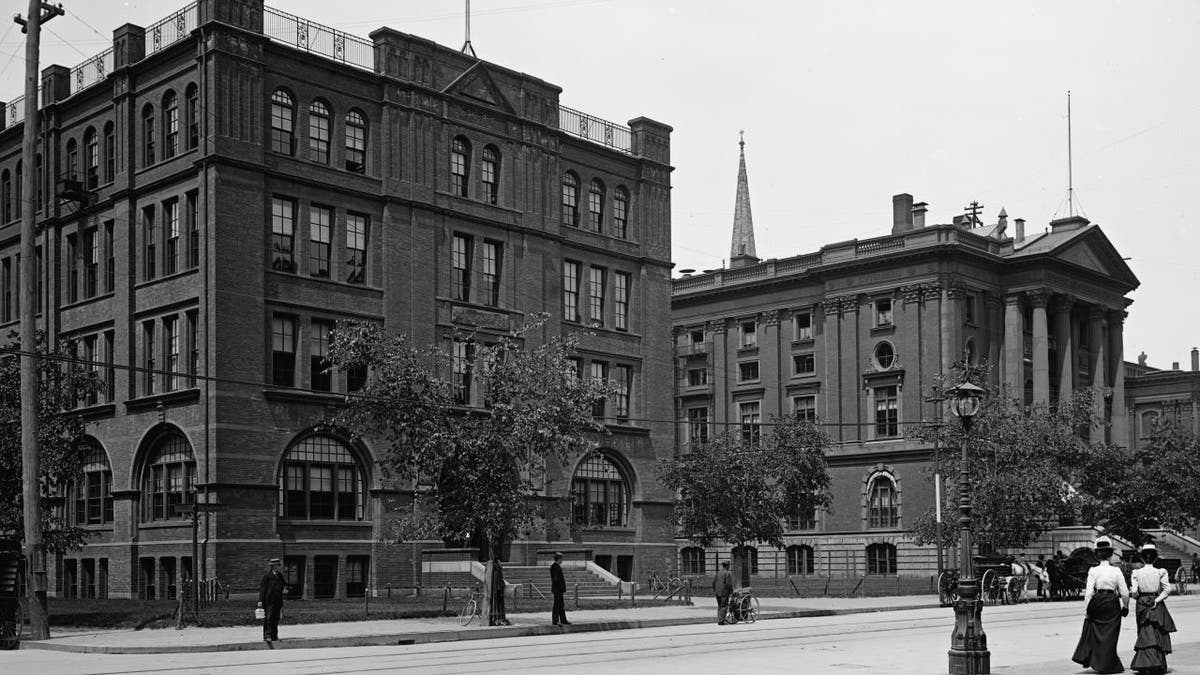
left=457, top=587, right=484, bottom=626
left=724, top=588, right=759, bottom=624
left=648, top=570, right=683, bottom=599
left=1174, top=565, right=1189, bottom=596
left=937, top=570, right=959, bottom=607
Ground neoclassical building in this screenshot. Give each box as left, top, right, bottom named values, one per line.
left=0, top=0, right=675, bottom=600
left=670, top=139, right=1139, bottom=581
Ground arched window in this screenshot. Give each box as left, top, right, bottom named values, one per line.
left=142, top=104, right=156, bottom=166
left=83, top=127, right=99, bottom=189
left=141, top=431, right=195, bottom=522
left=866, top=542, right=897, bottom=575
left=71, top=441, right=113, bottom=525
left=787, top=544, right=814, bottom=575
left=867, top=475, right=898, bottom=528
left=66, top=138, right=79, bottom=180
left=103, top=122, right=116, bottom=183
left=681, top=546, right=706, bottom=575
left=162, top=90, right=179, bottom=159
left=13, top=161, right=20, bottom=220
left=1, top=170, right=10, bottom=223
left=278, top=434, right=366, bottom=521
left=308, top=100, right=330, bottom=163
left=185, top=84, right=199, bottom=149
left=345, top=110, right=366, bottom=173
left=732, top=544, right=759, bottom=575
left=561, top=172, right=579, bottom=227
left=270, top=88, right=295, bottom=155
left=587, top=179, right=605, bottom=233
left=481, top=145, right=499, bottom=205
left=570, top=452, right=629, bottom=527
left=612, top=186, right=629, bottom=239
left=450, top=136, right=470, bottom=196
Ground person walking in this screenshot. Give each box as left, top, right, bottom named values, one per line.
left=550, top=552, right=569, bottom=626
left=1035, top=554, right=1047, bottom=599
left=1072, top=537, right=1130, bottom=674
left=257, top=558, right=287, bottom=643
left=1129, top=544, right=1177, bottom=675
left=713, top=561, right=734, bottom=625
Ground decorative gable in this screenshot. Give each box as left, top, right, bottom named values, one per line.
left=442, top=63, right=514, bottom=114
left=1053, top=232, right=1138, bottom=289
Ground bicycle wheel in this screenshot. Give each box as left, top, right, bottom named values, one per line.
left=742, top=595, right=759, bottom=624
left=938, top=572, right=957, bottom=606
left=725, top=599, right=740, bottom=624
left=981, top=570, right=998, bottom=605
left=0, top=602, right=20, bottom=650
left=458, top=598, right=478, bottom=626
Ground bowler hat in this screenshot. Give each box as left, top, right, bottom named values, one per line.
left=268, top=557, right=281, bottom=565
left=553, top=552, right=563, bottom=559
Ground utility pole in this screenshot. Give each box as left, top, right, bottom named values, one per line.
left=15, top=0, right=65, bottom=641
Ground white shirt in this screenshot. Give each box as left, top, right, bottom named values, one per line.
left=1084, top=560, right=1130, bottom=606
left=1130, top=564, right=1171, bottom=604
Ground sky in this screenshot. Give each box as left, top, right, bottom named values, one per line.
left=1, top=0, right=1197, bottom=368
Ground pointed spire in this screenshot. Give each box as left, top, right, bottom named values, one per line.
left=729, top=130, right=759, bottom=269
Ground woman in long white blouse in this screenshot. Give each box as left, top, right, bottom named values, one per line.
left=1129, top=543, right=1177, bottom=675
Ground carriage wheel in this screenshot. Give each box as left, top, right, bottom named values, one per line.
left=1006, top=577, right=1022, bottom=605
left=0, top=601, right=22, bottom=650
left=980, top=570, right=998, bottom=605
left=938, top=571, right=959, bottom=606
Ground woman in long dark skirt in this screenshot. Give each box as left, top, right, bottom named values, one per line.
left=1129, top=544, right=1176, bottom=675
left=1073, top=537, right=1130, bottom=674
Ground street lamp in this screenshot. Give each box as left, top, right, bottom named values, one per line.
left=947, top=380, right=989, bottom=675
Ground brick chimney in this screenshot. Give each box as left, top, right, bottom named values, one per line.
left=892, top=193, right=914, bottom=234
left=1192, top=347, right=1198, bottom=371
left=911, top=202, right=928, bottom=229
left=1014, top=218, right=1026, bottom=243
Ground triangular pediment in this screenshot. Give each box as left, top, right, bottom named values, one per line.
left=1049, top=228, right=1139, bottom=290
left=442, top=63, right=514, bottom=114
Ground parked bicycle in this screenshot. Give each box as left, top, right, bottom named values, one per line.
left=648, top=570, right=683, bottom=599
left=723, top=588, right=759, bottom=624
left=457, top=586, right=485, bottom=626
left=1174, top=565, right=1190, bottom=596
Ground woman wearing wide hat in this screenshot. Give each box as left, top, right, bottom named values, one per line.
left=1072, top=537, right=1130, bottom=674
left=1129, top=543, right=1177, bottom=675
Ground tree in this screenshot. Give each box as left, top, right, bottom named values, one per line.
left=658, top=415, right=832, bottom=586
left=326, top=314, right=614, bottom=563
left=0, top=332, right=102, bottom=553
left=908, top=365, right=1120, bottom=553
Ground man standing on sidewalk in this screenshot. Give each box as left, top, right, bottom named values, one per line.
left=550, top=552, right=570, bottom=625
left=713, top=561, right=734, bottom=625
left=258, top=558, right=287, bottom=643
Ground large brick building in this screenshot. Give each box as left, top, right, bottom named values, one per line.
left=670, top=138, right=1140, bottom=582
left=0, top=0, right=675, bottom=600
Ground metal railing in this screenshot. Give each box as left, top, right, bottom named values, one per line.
left=69, top=48, right=114, bottom=96
left=145, top=2, right=198, bottom=56
left=264, top=5, right=374, bottom=72
left=855, top=236, right=906, bottom=255
left=559, top=105, right=632, bottom=154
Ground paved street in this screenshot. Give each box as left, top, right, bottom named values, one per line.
left=6, top=595, right=1200, bottom=674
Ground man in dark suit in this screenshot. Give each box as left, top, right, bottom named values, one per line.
left=713, top=561, right=734, bottom=625
left=257, top=557, right=287, bottom=642
left=550, top=552, right=569, bottom=625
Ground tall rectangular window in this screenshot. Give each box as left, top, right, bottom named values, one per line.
left=875, top=298, right=893, bottom=327
left=35, top=247, right=42, bottom=313
left=481, top=147, right=498, bottom=204
left=103, top=221, right=115, bottom=293
left=452, top=339, right=475, bottom=405
left=164, top=95, right=179, bottom=158
left=687, top=407, right=709, bottom=444
left=142, top=205, right=157, bottom=281
left=481, top=241, right=500, bottom=307
left=80, top=335, right=99, bottom=406
left=1, top=257, right=10, bottom=323
left=271, top=197, right=295, bottom=272
left=142, top=321, right=156, bottom=396
left=794, top=312, right=812, bottom=341
left=67, top=234, right=79, bottom=303
left=103, top=124, right=115, bottom=183
left=102, top=330, right=115, bottom=402
left=741, top=321, right=757, bottom=348
left=164, top=200, right=180, bottom=276
left=614, top=365, right=631, bottom=421
left=271, top=315, right=296, bottom=387
left=563, top=261, right=580, bottom=322
left=186, top=313, right=198, bottom=387
left=451, top=234, right=472, bottom=302
left=614, top=272, right=630, bottom=331
left=588, top=266, right=605, bottom=326
left=874, top=385, right=899, bottom=438
left=163, top=316, right=180, bottom=392
left=187, top=192, right=199, bottom=269
left=309, top=205, right=332, bottom=278
left=590, top=361, right=608, bottom=418
left=345, top=213, right=367, bottom=284
left=740, top=401, right=761, bottom=445
left=613, top=188, right=628, bottom=239
left=310, top=320, right=331, bottom=391
left=793, top=395, right=817, bottom=423
left=308, top=101, right=330, bottom=164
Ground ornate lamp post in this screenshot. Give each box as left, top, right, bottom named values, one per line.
left=947, top=381, right=989, bottom=675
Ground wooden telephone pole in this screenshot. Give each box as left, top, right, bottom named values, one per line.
left=15, top=0, right=64, bottom=641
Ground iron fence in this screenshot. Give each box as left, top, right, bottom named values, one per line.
left=559, top=105, right=632, bottom=154
left=264, top=5, right=374, bottom=71
left=145, top=2, right=198, bottom=56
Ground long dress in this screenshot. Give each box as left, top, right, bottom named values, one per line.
left=1073, top=590, right=1125, bottom=674
left=1130, top=565, right=1176, bottom=675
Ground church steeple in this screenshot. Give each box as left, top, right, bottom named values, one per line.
left=729, top=131, right=759, bottom=269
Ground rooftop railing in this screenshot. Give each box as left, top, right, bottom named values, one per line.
left=69, top=48, right=114, bottom=96
left=264, top=5, right=374, bottom=72
left=146, top=2, right=198, bottom=56
left=559, top=105, right=632, bottom=155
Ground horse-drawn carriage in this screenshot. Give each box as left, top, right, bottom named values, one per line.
left=937, top=555, right=1037, bottom=606
left=1047, top=549, right=1096, bottom=600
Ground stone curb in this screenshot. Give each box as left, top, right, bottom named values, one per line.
left=19, top=602, right=934, bottom=654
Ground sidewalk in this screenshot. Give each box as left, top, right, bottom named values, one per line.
left=20, top=594, right=937, bottom=654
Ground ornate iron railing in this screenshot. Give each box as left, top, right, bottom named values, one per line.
left=264, top=5, right=374, bottom=71
left=559, top=105, right=632, bottom=154
left=145, top=2, right=198, bottom=56
left=69, top=48, right=114, bottom=96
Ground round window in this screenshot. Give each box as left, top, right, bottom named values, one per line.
left=873, top=341, right=895, bottom=370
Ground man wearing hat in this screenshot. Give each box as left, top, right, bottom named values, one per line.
left=549, top=552, right=569, bottom=625
left=1072, top=537, right=1130, bottom=674
left=258, top=557, right=287, bottom=643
